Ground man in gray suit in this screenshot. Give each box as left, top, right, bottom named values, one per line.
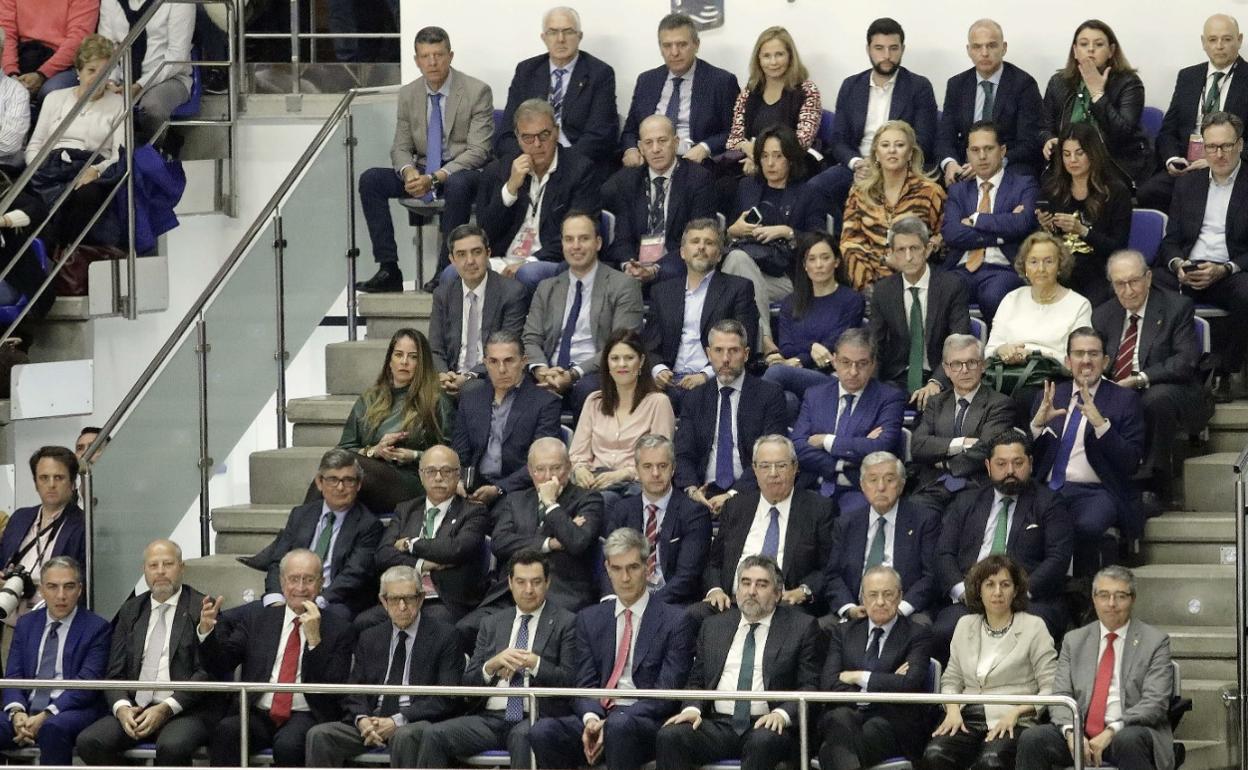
left=415, top=550, right=577, bottom=769
left=1016, top=565, right=1174, bottom=770
left=429, top=225, right=529, bottom=397
left=523, top=211, right=644, bottom=416
left=357, top=25, right=494, bottom=293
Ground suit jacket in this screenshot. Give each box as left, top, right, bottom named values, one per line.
left=485, top=485, right=604, bottom=610
left=573, top=597, right=693, bottom=722
left=943, top=611, right=1057, bottom=727
left=601, top=158, right=716, bottom=272
left=619, top=58, right=739, bottom=154
left=428, top=272, right=529, bottom=375
left=522, top=262, right=643, bottom=374
left=1157, top=57, right=1248, bottom=164
left=731, top=177, right=827, bottom=250
left=1159, top=167, right=1248, bottom=272
left=942, top=168, right=1039, bottom=268
left=867, top=268, right=972, bottom=389
left=452, top=376, right=562, bottom=494
left=200, top=602, right=354, bottom=722
left=260, top=501, right=384, bottom=613
left=935, top=482, right=1073, bottom=602
left=390, top=67, right=493, bottom=176
left=1041, top=71, right=1151, bottom=184
left=823, top=501, right=939, bottom=614
left=342, top=615, right=461, bottom=724
left=0, top=503, right=87, bottom=577
left=375, top=496, right=489, bottom=612
left=643, top=271, right=758, bottom=369
left=936, top=62, right=1044, bottom=176
left=673, top=374, right=789, bottom=491
left=1093, top=287, right=1202, bottom=389
left=682, top=606, right=821, bottom=724
left=792, top=379, right=907, bottom=490
left=104, top=586, right=213, bottom=713
left=467, top=603, right=578, bottom=717
left=1052, top=620, right=1175, bottom=770
left=496, top=51, right=619, bottom=164
left=830, top=67, right=939, bottom=167
left=476, top=147, right=601, bottom=264
left=703, top=490, right=836, bottom=606
left=2, top=606, right=110, bottom=714
left=910, top=387, right=1016, bottom=490
left=604, top=489, right=712, bottom=605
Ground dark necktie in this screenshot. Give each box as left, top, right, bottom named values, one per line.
left=269, top=618, right=301, bottom=726
left=648, top=176, right=668, bottom=234
left=644, top=504, right=659, bottom=579
left=715, top=386, right=735, bottom=489
left=556, top=279, right=584, bottom=368
left=760, top=507, right=780, bottom=559
left=866, top=515, right=887, bottom=569
left=550, top=68, right=568, bottom=121
left=1113, top=314, right=1139, bottom=382
left=953, top=397, right=971, bottom=436
left=865, top=626, right=884, bottom=672
left=1048, top=394, right=1084, bottom=490
left=731, top=623, right=760, bottom=733
left=835, top=394, right=856, bottom=438
left=379, top=629, right=410, bottom=717
left=990, top=498, right=1013, bottom=554
left=907, top=286, right=925, bottom=393
left=29, top=621, right=62, bottom=712
left=980, top=80, right=996, bottom=121
left=314, top=512, right=336, bottom=563
left=1086, top=632, right=1119, bottom=737
left=1204, top=71, right=1226, bottom=117
left=505, top=615, right=532, bottom=721
left=665, top=76, right=684, bottom=126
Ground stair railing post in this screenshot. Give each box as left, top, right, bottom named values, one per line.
left=122, top=46, right=138, bottom=319
left=196, top=315, right=212, bottom=557
left=81, top=469, right=94, bottom=609
left=273, top=214, right=288, bottom=449
left=345, top=110, right=359, bottom=342
left=1232, top=447, right=1248, bottom=767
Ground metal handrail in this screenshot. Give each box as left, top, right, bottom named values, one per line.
left=1233, top=445, right=1248, bottom=766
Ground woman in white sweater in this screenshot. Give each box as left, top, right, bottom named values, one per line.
left=97, top=0, right=196, bottom=142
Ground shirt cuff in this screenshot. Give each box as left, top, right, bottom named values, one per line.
left=582, top=712, right=603, bottom=725
left=397, top=164, right=414, bottom=179
left=391, top=713, right=407, bottom=727
left=969, top=213, right=980, bottom=226
left=163, top=697, right=183, bottom=715
left=572, top=365, right=585, bottom=377
left=772, top=707, right=791, bottom=727
left=5, top=210, right=29, bottom=228
left=112, top=700, right=132, bottom=716
left=1138, top=372, right=1150, bottom=389
left=46, top=704, right=59, bottom=716
left=4, top=704, right=23, bottom=714
left=951, top=582, right=966, bottom=602
left=262, top=592, right=284, bottom=606
left=948, top=437, right=966, bottom=455
left=481, top=665, right=493, bottom=683
left=531, top=658, right=542, bottom=676
left=681, top=706, right=701, bottom=718
left=899, top=600, right=915, bottom=617
left=1092, top=419, right=1112, bottom=439
left=1164, top=156, right=1184, bottom=169
left=315, top=595, right=328, bottom=610
left=838, top=603, right=857, bottom=618
left=651, top=364, right=670, bottom=378
left=1106, top=720, right=1123, bottom=735
left=849, top=156, right=864, bottom=170
left=694, top=142, right=710, bottom=155
left=822, top=435, right=836, bottom=452
left=501, top=185, right=519, bottom=207
left=415, top=558, right=426, bottom=575
left=541, top=537, right=552, bottom=553
left=859, top=672, right=871, bottom=689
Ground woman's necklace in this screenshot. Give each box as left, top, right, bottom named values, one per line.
left=984, top=614, right=1015, bottom=638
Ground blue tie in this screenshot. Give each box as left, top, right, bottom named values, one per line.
left=556, top=279, right=583, bottom=369
left=1048, top=395, right=1084, bottom=490
left=424, top=92, right=443, bottom=202
left=550, top=68, right=567, bottom=121
left=29, top=620, right=62, bottom=712
left=715, top=386, right=735, bottom=489
left=834, top=394, right=856, bottom=439
left=505, top=614, right=532, bottom=722
left=760, top=507, right=780, bottom=559
left=665, top=76, right=684, bottom=126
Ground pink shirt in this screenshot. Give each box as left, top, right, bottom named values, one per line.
left=569, top=391, right=675, bottom=475
left=1, top=0, right=100, bottom=78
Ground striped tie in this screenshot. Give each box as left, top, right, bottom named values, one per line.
left=644, top=504, right=659, bottom=579
left=1113, top=314, right=1139, bottom=382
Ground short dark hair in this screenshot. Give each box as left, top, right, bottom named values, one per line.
left=447, top=224, right=489, bottom=253
left=752, top=124, right=807, bottom=182
left=866, top=17, right=905, bottom=44
left=986, top=429, right=1032, bottom=459
left=657, top=12, right=698, bottom=42
left=835, top=327, right=876, bottom=360
left=507, top=549, right=549, bottom=579
left=967, top=119, right=1002, bottom=145
left=1202, top=110, right=1245, bottom=141
left=29, top=446, right=78, bottom=479
left=1066, top=326, right=1107, bottom=356
left=561, top=209, right=600, bottom=236
left=964, top=554, right=1029, bottom=615
left=414, top=26, right=450, bottom=50
left=78, top=426, right=102, bottom=439
left=683, top=217, right=723, bottom=247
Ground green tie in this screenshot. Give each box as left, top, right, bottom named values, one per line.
left=907, top=286, right=925, bottom=393
left=991, top=498, right=1012, bottom=554
left=866, top=515, right=887, bottom=569
left=537, top=503, right=548, bottom=525
left=1204, top=71, right=1226, bottom=117
left=314, top=512, right=336, bottom=561
left=732, top=623, right=760, bottom=733
left=424, top=507, right=439, bottom=539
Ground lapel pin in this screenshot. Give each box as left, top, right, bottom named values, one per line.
left=906, top=529, right=913, bottom=536
left=1132, top=638, right=1139, bottom=647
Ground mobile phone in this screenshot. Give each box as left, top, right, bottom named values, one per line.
left=744, top=207, right=763, bottom=226
left=1034, top=200, right=1050, bottom=214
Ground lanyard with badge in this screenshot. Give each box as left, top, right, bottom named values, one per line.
left=1190, top=63, right=1237, bottom=162
left=639, top=178, right=667, bottom=264
left=511, top=177, right=549, bottom=261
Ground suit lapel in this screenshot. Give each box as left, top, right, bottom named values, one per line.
left=966, top=490, right=994, bottom=560
left=482, top=273, right=502, bottom=331
left=923, top=275, right=945, bottom=354
left=847, top=515, right=867, bottom=586
left=701, top=273, right=724, bottom=336
left=436, top=499, right=460, bottom=537
left=130, top=600, right=153, bottom=674
left=548, top=279, right=570, bottom=349
left=983, top=624, right=1022, bottom=679
left=259, top=607, right=285, bottom=674
left=889, top=70, right=910, bottom=121
left=1007, top=488, right=1035, bottom=548
left=961, top=74, right=977, bottom=127
left=780, top=502, right=803, bottom=582
left=442, top=69, right=462, bottom=135
left=1137, top=293, right=1163, bottom=366
left=761, top=612, right=785, bottom=687
left=447, top=283, right=465, bottom=360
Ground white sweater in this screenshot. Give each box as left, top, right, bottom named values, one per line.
left=984, top=287, right=1093, bottom=363
left=25, top=87, right=126, bottom=173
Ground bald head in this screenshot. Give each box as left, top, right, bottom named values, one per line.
left=966, top=18, right=1006, bottom=76
left=1204, top=14, right=1243, bottom=69
left=638, top=115, right=678, bottom=173
left=143, top=538, right=184, bottom=602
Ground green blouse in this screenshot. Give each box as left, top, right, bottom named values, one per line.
left=337, top=386, right=456, bottom=498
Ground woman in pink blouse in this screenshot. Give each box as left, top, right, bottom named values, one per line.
left=726, top=26, right=821, bottom=175
left=570, top=329, right=675, bottom=500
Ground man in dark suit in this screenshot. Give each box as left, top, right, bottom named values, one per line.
left=416, top=550, right=578, bottom=769
left=942, top=120, right=1039, bottom=326
left=605, top=434, right=712, bottom=606
left=674, top=320, right=788, bottom=513
left=868, top=216, right=972, bottom=407
left=937, top=19, right=1044, bottom=183
left=304, top=565, right=462, bottom=767
left=1138, top=14, right=1248, bottom=210
left=477, top=99, right=601, bottom=288
left=808, top=17, right=939, bottom=214
left=910, top=334, right=1017, bottom=514
left=1156, top=111, right=1248, bottom=399
left=656, top=554, right=821, bottom=770
left=1094, top=250, right=1211, bottom=504
left=76, top=540, right=214, bottom=766
left=822, top=452, right=939, bottom=626
left=604, top=116, right=716, bottom=282
left=700, top=435, right=836, bottom=622
left=819, top=565, right=936, bottom=770
left=1032, top=328, right=1145, bottom=576
left=530, top=528, right=694, bottom=770
left=429, top=226, right=529, bottom=397
left=201, top=549, right=355, bottom=767
left=251, top=448, right=383, bottom=615
left=934, top=431, right=1074, bottom=652
left=793, top=328, right=907, bottom=509
left=0, top=557, right=109, bottom=766
left=644, top=219, right=758, bottom=413
left=495, top=7, right=618, bottom=180
left=452, top=330, right=562, bottom=509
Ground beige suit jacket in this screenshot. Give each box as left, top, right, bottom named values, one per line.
left=942, top=611, right=1058, bottom=726
left=390, top=67, right=493, bottom=176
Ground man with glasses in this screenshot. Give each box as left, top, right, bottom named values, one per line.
left=247, top=448, right=384, bottom=616
left=1158, top=110, right=1248, bottom=400
left=1017, top=566, right=1174, bottom=770
left=1094, top=250, right=1209, bottom=508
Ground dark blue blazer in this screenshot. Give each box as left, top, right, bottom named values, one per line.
left=642, top=270, right=758, bottom=368
left=0, top=504, right=86, bottom=578
left=259, top=501, right=383, bottom=612
left=496, top=51, right=619, bottom=164
left=830, top=67, right=938, bottom=167
left=673, top=374, right=788, bottom=492
left=1157, top=57, right=1248, bottom=163
left=942, top=168, right=1039, bottom=268
left=936, top=62, right=1044, bottom=176
left=1032, top=380, right=1146, bottom=537
left=732, top=177, right=826, bottom=235
left=601, top=158, right=716, bottom=274
left=792, top=379, right=906, bottom=489
left=619, top=59, right=740, bottom=154
left=603, top=489, right=712, bottom=605
left=822, top=501, right=939, bottom=614
left=452, top=376, right=562, bottom=494
left=3, top=606, right=111, bottom=714
left=573, top=598, right=693, bottom=722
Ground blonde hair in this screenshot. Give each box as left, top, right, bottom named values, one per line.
left=854, top=120, right=929, bottom=201
left=75, top=34, right=115, bottom=71
left=746, top=27, right=808, bottom=91
left=1014, top=230, right=1076, bottom=283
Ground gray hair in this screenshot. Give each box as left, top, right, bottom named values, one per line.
left=42, top=555, right=82, bottom=582
left=708, top=318, right=748, bottom=346
left=860, top=564, right=903, bottom=600
left=603, top=527, right=650, bottom=560
left=485, top=329, right=524, bottom=357
left=514, top=98, right=557, bottom=130
left=835, top=327, right=877, bottom=360
left=752, top=433, right=797, bottom=463
left=380, top=565, right=421, bottom=593
left=528, top=436, right=568, bottom=464
left=861, top=450, right=905, bottom=478
left=683, top=217, right=724, bottom=248
left=543, top=6, right=582, bottom=32
left=1202, top=110, right=1245, bottom=140
left=279, top=548, right=322, bottom=579
left=633, top=433, right=675, bottom=466
left=736, top=554, right=782, bottom=590
left=658, top=12, right=699, bottom=43
left=886, top=216, right=931, bottom=248
left=1105, top=249, right=1148, bottom=278
left=942, top=333, right=984, bottom=362
left=318, top=447, right=363, bottom=478
left=1093, top=565, right=1137, bottom=596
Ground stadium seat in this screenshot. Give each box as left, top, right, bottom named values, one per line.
left=1140, top=106, right=1164, bottom=141
left=1127, top=208, right=1167, bottom=266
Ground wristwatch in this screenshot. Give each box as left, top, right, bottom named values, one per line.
left=799, top=584, right=813, bottom=603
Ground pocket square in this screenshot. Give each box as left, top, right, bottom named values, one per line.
left=1025, top=523, right=1039, bottom=530
left=668, top=537, right=682, bottom=543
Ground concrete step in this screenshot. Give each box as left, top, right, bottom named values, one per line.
left=181, top=553, right=265, bottom=611
left=1176, top=658, right=1238, bottom=681
left=1183, top=453, right=1238, bottom=513
left=358, top=291, right=433, bottom=340
left=324, top=340, right=388, bottom=395
left=247, top=446, right=329, bottom=505
left=1141, top=512, right=1237, bottom=564
left=1174, top=678, right=1236, bottom=742
left=1132, top=564, right=1234, bottom=627
left=29, top=296, right=92, bottom=363
left=1209, top=402, right=1248, bottom=430
left=1179, top=739, right=1235, bottom=770
left=287, top=395, right=355, bottom=447
left=1164, top=625, right=1236, bottom=659
left=211, top=503, right=291, bottom=554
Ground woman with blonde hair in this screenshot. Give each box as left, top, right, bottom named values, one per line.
left=725, top=26, right=821, bottom=174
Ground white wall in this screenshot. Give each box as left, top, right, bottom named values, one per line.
left=402, top=0, right=1248, bottom=116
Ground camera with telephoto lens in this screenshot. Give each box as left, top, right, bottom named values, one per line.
left=0, top=564, right=34, bottom=619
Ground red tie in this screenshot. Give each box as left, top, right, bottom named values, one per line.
left=644, top=505, right=659, bottom=579
left=1085, top=631, right=1117, bottom=737
left=1113, top=315, right=1139, bottom=382
left=601, top=609, right=634, bottom=710
left=269, top=617, right=302, bottom=726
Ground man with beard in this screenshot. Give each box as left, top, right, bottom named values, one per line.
left=933, top=431, right=1074, bottom=657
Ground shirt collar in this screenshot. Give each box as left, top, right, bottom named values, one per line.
left=1212, top=160, right=1241, bottom=188
left=1100, top=620, right=1130, bottom=640
left=150, top=588, right=182, bottom=611
left=977, top=165, right=1006, bottom=189
left=550, top=55, right=579, bottom=76
left=953, top=383, right=982, bottom=402
left=516, top=602, right=545, bottom=626
left=426, top=70, right=453, bottom=99
left=720, top=372, right=746, bottom=392
left=991, top=487, right=1018, bottom=508
left=642, top=487, right=674, bottom=510
left=668, top=59, right=697, bottom=81
left=871, top=501, right=899, bottom=522
left=686, top=269, right=714, bottom=294
left=47, top=605, right=78, bottom=628
left=282, top=605, right=301, bottom=628
left=840, top=383, right=866, bottom=399
left=568, top=261, right=598, bottom=287
left=1207, top=61, right=1236, bottom=78
left=977, top=66, right=1004, bottom=87
left=322, top=499, right=350, bottom=517
left=392, top=617, right=419, bottom=641
left=869, top=71, right=898, bottom=91
left=868, top=613, right=899, bottom=636
left=902, top=264, right=930, bottom=290
left=648, top=162, right=676, bottom=183
left=739, top=608, right=775, bottom=631
left=462, top=272, right=488, bottom=301
left=616, top=590, right=650, bottom=618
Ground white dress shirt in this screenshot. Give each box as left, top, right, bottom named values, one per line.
left=959, top=166, right=1009, bottom=267
left=855, top=614, right=900, bottom=690
left=652, top=271, right=714, bottom=376
left=500, top=149, right=561, bottom=260
left=659, top=60, right=698, bottom=151
left=258, top=607, right=311, bottom=713
left=821, top=386, right=866, bottom=483
left=1190, top=161, right=1241, bottom=265
left=843, top=504, right=913, bottom=617
left=947, top=385, right=983, bottom=454
left=941, top=66, right=1004, bottom=171
left=113, top=589, right=184, bottom=715
left=550, top=56, right=579, bottom=147
left=263, top=502, right=346, bottom=607
left=856, top=73, right=898, bottom=162
left=1097, top=621, right=1128, bottom=734
left=900, top=265, right=932, bottom=366
left=704, top=373, right=745, bottom=484
left=0, top=77, right=29, bottom=160
left=1118, top=303, right=1148, bottom=377
left=584, top=592, right=651, bottom=720
left=485, top=603, right=546, bottom=712
left=561, top=263, right=598, bottom=371
left=367, top=620, right=419, bottom=725
left=411, top=497, right=454, bottom=585
left=704, top=610, right=787, bottom=723
left=1031, top=380, right=1112, bottom=485
left=948, top=489, right=1017, bottom=602
left=741, top=493, right=792, bottom=572
left=641, top=488, right=673, bottom=589
left=458, top=274, right=488, bottom=371
left=646, top=162, right=676, bottom=235
left=6, top=608, right=78, bottom=715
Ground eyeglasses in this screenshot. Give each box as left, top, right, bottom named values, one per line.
left=1092, top=590, right=1133, bottom=603
left=753, top=461, right=794, bottom=472
left=835, top=358, right=873, bottom=371
left=320, top=475, right=360, bottom=488
left=1111, top=275, right=1148, bottom=291
left=544, top=27, right=579, bottom=39
left=863, top=590, right=900, bottom=602
left=282, top=574, right=320, bottom=587
left=1205, top=142, right=1241, bottom=155
left=419, top=466, right=460, bottom=478
left=944, top=360, right=983, bottom=372
left=383, top=594, right=421, bottom=606
left=519, top=129, right=554, bottom=145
